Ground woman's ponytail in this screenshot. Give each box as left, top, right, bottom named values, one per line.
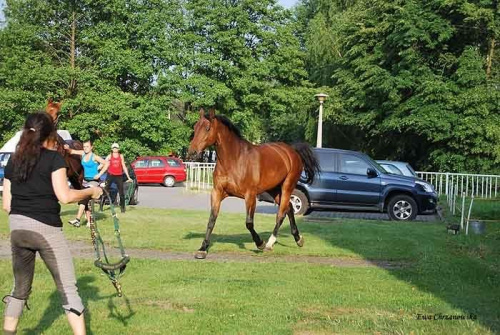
left=11, top=113, right=56, bottom=182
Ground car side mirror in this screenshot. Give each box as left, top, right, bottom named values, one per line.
left=367, top=167, right=378, bottom=178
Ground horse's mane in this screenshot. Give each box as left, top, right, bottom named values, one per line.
left=211, top=114, right=243, bottom=139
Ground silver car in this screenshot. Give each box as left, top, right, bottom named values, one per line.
left=376, top=160, right=417, bottom=177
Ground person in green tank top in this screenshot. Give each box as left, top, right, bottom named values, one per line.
left=64, top=140, right=109, bottom=227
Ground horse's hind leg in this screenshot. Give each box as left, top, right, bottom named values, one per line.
left=265, top=181, right=295, bottom=251
left=287, top=203, right=304, bottom=247
left=245, top=194, right=265, bottom=250
left=195, top=188, right=225, bottom=259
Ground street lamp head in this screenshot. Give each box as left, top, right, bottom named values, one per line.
left=315, top=93, right=328, bottom=103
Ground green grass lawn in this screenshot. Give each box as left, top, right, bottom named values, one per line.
left=0, top=205, right=499, bottom=334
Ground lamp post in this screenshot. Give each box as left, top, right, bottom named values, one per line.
left=315, top=93, right=328, bottom=148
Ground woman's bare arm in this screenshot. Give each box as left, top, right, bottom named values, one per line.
left=52, top=168, right=102, bottom=204
left=88, top=155, right=109, bottom=180
left=120, top=154, right=132, bottom=181
left=63, top=144, right=84, bottom=156
left=2, top=179, right=11, bottom=213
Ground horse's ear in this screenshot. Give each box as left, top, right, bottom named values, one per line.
left=199, top=108, right=205, bottom=119
left=47, top=97, right=53, bottom=104
left=56, top=101, right=62, bottom=109
left=208, top=108, right=215, bottom=120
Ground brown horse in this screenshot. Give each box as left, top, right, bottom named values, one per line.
left=45, top=99, right=85, bottom=190
left=188, top=109, right=320, bottom=259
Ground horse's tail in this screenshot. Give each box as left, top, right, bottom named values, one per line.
left=292, top=143, right=320, bottom=184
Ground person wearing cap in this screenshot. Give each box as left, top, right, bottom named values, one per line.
left=105, top=143, right=132, bottom=213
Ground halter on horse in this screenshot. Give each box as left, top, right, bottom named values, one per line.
left=45, top=99, right=84, bottom=190
left=188, top=108, right=320, bottom=259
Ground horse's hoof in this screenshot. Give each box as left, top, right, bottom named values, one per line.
left=296, top=235, right=304, bottom=247
left=264, top=246, right=274, bottom=252
left=194, top=251, right=207, bottom=259
left=257, top=241, right=266, bottom=250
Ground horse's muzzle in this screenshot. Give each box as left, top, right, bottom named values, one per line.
left=187, top=146, right=201, bottom=160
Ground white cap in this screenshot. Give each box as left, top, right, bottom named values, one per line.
left=111, top=142, right=120, bottom=149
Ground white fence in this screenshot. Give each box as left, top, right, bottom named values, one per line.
left=184, top=162, right=216, bottom=191
left=184, top=163, right=500, bottom=199
left=417, top=172, right=500, bottom=198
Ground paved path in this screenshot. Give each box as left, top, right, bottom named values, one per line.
left=136, top=185, right=440, bottom=222
left=136, top=185, right=277, bottom=214
left=0, top=240, right=407, bottom=269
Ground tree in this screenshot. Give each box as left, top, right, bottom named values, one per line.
left=0, top=0, right=190, bottom=161
left=298, top=0, right=500, bottom=172
left=158, top=0, right=315, bottom=143
left=1, top=0, right=318, bottom=159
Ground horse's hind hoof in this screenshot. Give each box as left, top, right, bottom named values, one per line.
left=296, top=235, right=304, bottom=247
left=257, top=241, right=266, bottom=250
left=194, top=251, right=207, bottom=259
left=264, top=246, right=273, bottom=252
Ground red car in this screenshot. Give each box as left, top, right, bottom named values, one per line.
left=131, top=156, right=187, bottom=187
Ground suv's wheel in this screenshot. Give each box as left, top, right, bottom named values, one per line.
left=129, top=187, right=139, bottom=205
left=290, top=190, right=309, bottom=215
left=387, top=195, right=418, bottom=221
left=163, top=175, right=175, bottom=187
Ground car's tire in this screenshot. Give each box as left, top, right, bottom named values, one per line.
left=163, top=175, right=176, bottom=187
left=128, top=187, right=139, bottom=205
left=387, top=194, right=418, bottom=221
left=290, top=189, right=309, bottom=215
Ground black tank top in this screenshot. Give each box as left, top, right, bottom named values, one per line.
left=5, top=149, right=66, bottom=227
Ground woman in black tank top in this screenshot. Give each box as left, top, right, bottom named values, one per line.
left=2, top=113, right=102, bottom=335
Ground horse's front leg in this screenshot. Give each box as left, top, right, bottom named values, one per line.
left=195, top=188, right=226, bottom=259
left=245, top=193, right=265, bottom=250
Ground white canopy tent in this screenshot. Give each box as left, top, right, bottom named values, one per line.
left=0, top=130, right=72, bottom=153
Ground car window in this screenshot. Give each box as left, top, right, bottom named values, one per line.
left=406, top=164, right=417, bottom=176
left=167, top=158, right=181, bottom=167
left=134, top=159, right=148, bottom=168
left=339, top=154, right=370, bottom=175
left=381, top=163, right=403, bottom=175
left=316, top=152, right=335, bottom=172
left=149, top=159, right=165, bottom=167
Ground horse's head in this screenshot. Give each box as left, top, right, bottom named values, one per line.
left=188, top=108, right=218, bottom=157
left=45, top=98, right=63, bottom=126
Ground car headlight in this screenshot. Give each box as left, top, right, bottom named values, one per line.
left=416, top=180, right=434, bottom=193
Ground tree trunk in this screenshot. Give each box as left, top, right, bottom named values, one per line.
left=70, top=10, right=75, bottom=70
left=68, top=9, right=77, bottom=117
left=486, top=37, right=495, bottom=78
left=487, top=0, right=498, bottom=78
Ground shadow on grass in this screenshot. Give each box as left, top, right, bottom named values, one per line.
left=21, top=275, right=136, bottom=334
left=184, top=231, right=282, bottom=251
left=294, top=218, right=500, bottom=333
left=185, top=213, right=499, bottom=332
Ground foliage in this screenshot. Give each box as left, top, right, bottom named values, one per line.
left=1, top=0, right=499, bottom=172
left=297, top=0, right=500, bottom=172
left=0, top=0, right=318, bottom=162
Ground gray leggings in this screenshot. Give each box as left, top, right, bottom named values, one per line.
left=3, top=215, right=84, bottom=318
